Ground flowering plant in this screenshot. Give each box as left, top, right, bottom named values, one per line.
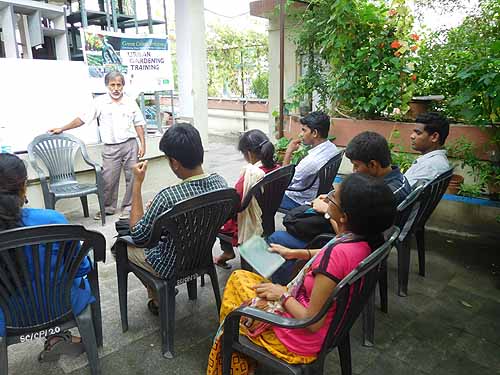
left=290, top=0, right=420, bottom=119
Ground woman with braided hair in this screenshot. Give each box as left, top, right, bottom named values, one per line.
left=215, top=129, right=279, bottom=269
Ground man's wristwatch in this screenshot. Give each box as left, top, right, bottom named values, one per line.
left=279, top=291, right=292, bottom=305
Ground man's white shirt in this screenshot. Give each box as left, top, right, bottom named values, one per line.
left=404, top=149, right=450, bottom=187
left=82, top=94, right=146, bottom=145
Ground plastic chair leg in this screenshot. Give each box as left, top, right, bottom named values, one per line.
left=362, top=293, right=375, bottom=347
left=187, top=279, right=197, bottom=300
left=338, top=334, right=352, bottom=375
left=88, top=266, right=103, bottom=347
left=397, top=239, right=411, bottom=297
left=96, top=192, right=106, bottom=226
left=208, top=267, right=222, bottom=312
left=379, top=260, right=388, bottom=313
left=75, top=305, right=101, bottom=375
left=116, top=261, right=129, bottom=332
left=415, top=229, right=426, bottom=277
left=81, top=196, right=89, bottom=217
left=0, top=336, right=7, bottom=375
left=159, top=282, right=176, bottom=358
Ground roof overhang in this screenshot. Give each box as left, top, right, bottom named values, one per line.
left=249, top=0, right=308, bottom=19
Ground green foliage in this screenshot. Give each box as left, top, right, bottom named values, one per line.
left=250, top=72, right=269, bottom=99
left=388, top=128, right=417, bottom=173
left=446, top=136, right=500, bottom=197
left=206, top=25, right=268, bottom=98
left=417, top=0, right=500, bottom=126
left=290, top=0, right=418, bottom=118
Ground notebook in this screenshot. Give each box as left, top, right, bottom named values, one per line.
left=238, top=235, right=286, bottom=279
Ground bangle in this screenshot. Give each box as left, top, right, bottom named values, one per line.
left=307, top=249, right=312, bottom=260
left=280, top=292, right=292, bottom=306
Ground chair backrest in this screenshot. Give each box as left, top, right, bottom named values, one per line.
left=410, top=168, right=454, bottom=231
left=240, top=164, right=295, bottom=236
left=0, top=225, right=105, bottom=337
left=144, top=189, right=240, bottom=280
left=393, top=183, right=426, bottom=241
left=317, top=150, right=345, bottom=196
left=317, top=227, right=400, bottom=359
left=27, top=133, right=88, bottom=185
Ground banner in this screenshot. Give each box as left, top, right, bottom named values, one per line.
left=81, top=30, right=174, bottom=94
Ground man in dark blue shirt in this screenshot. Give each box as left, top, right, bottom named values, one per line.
left=269, top=131, right=411, bottom=251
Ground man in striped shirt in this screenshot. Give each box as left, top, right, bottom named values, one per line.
left=127, top=123, right=227, bottom=314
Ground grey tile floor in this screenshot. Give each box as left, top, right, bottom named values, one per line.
left=6, top=135, right=500, bottom=375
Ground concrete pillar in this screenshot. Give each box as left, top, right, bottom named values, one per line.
left=0, top=4, right=19, bottom=58
left=267, top=17, right=298, bottom=138
left=174, top=0, right=208, bottom=145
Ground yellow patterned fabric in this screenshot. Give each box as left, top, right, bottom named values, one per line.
left=207, top=270, right=316, bottom=375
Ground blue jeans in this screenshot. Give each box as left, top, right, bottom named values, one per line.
left=267, top=231, right=308, bottom=249
left=280, top=194, right=301, bottom=210
left=268, top=231, right=308, bottom=285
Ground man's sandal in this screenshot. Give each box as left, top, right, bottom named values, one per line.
left=38, top=331, right=84, bottom=363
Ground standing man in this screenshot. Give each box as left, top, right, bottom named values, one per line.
left=49, top=71, right=146, bottom=220
left=404, top=112, right=450, bottom=187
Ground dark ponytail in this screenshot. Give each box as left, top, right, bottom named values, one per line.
left=0, top=153, right=28, bottom=230
left=238, top=129, right=276, bottom=169
left=338, top=173, right=396, bottom=252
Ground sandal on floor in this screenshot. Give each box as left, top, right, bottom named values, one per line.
left=147, top=299, right=159, bottom=316
left=213, top=256, right=232, bottom=270
left=38, top=331, right=84, bottom=363
left=148, top=290, right=180, bottom=315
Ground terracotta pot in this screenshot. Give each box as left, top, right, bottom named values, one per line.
left=446, top=174, right=464, bottom=195
left=487, top=180, right=500, bottom=201
left=407, top=101, right=429, bottom=120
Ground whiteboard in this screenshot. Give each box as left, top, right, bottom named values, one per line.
left=0, top=59, right=100, bottom=153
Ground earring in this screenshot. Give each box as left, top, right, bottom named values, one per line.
left=24, top=197, right=29, bottom=204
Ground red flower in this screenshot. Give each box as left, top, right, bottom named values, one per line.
left=410, top=34, right=420, bottom=41
left=411, top=74, right=417, bottom=81
left=410, top=45, right=418, bottom=52
left=391, top=40, right=401, bottom=49
left=388, top=9, right=397, bottom=16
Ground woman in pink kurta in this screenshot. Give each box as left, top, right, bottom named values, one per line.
left=207, top=173, right=397, bottom=375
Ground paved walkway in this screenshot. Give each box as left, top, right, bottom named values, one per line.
left=7, top=135, right=500, bottom=375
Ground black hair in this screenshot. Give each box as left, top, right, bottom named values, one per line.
left=299, top=111, right=330, bottom=139
left=0, top=153, right=27, bottom=230
left=339, top=173, right=396, bottom=250
left=345, top=131, right=391, bottom=168
left=159, top=122, right=204, bottom=169
left=237, top=129, right=276, bottom=169
left=104, top=71, right=125, bottom=85
left=416, top=112, right=450, bottom=145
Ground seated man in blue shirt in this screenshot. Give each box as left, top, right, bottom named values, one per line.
left=404, top=112, right=451, bottom=187
left=269, top=131, right=412, bottom=282
left=280, top=111, right=339, bottom=210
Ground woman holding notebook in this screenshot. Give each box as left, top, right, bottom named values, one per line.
left=214, top=129, right=279, bottom=269
left=207, top=173, right=396, bottom=375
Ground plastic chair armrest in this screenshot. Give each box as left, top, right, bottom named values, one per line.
left=116, top=236, right=137, bottom=246
left=226, top=306, right=323, bottom=330
left=306, top=233, right=335, bottom=249
left=31, top=163, right=49, bottom=186
left=286, top=175, right=318, bottom=193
